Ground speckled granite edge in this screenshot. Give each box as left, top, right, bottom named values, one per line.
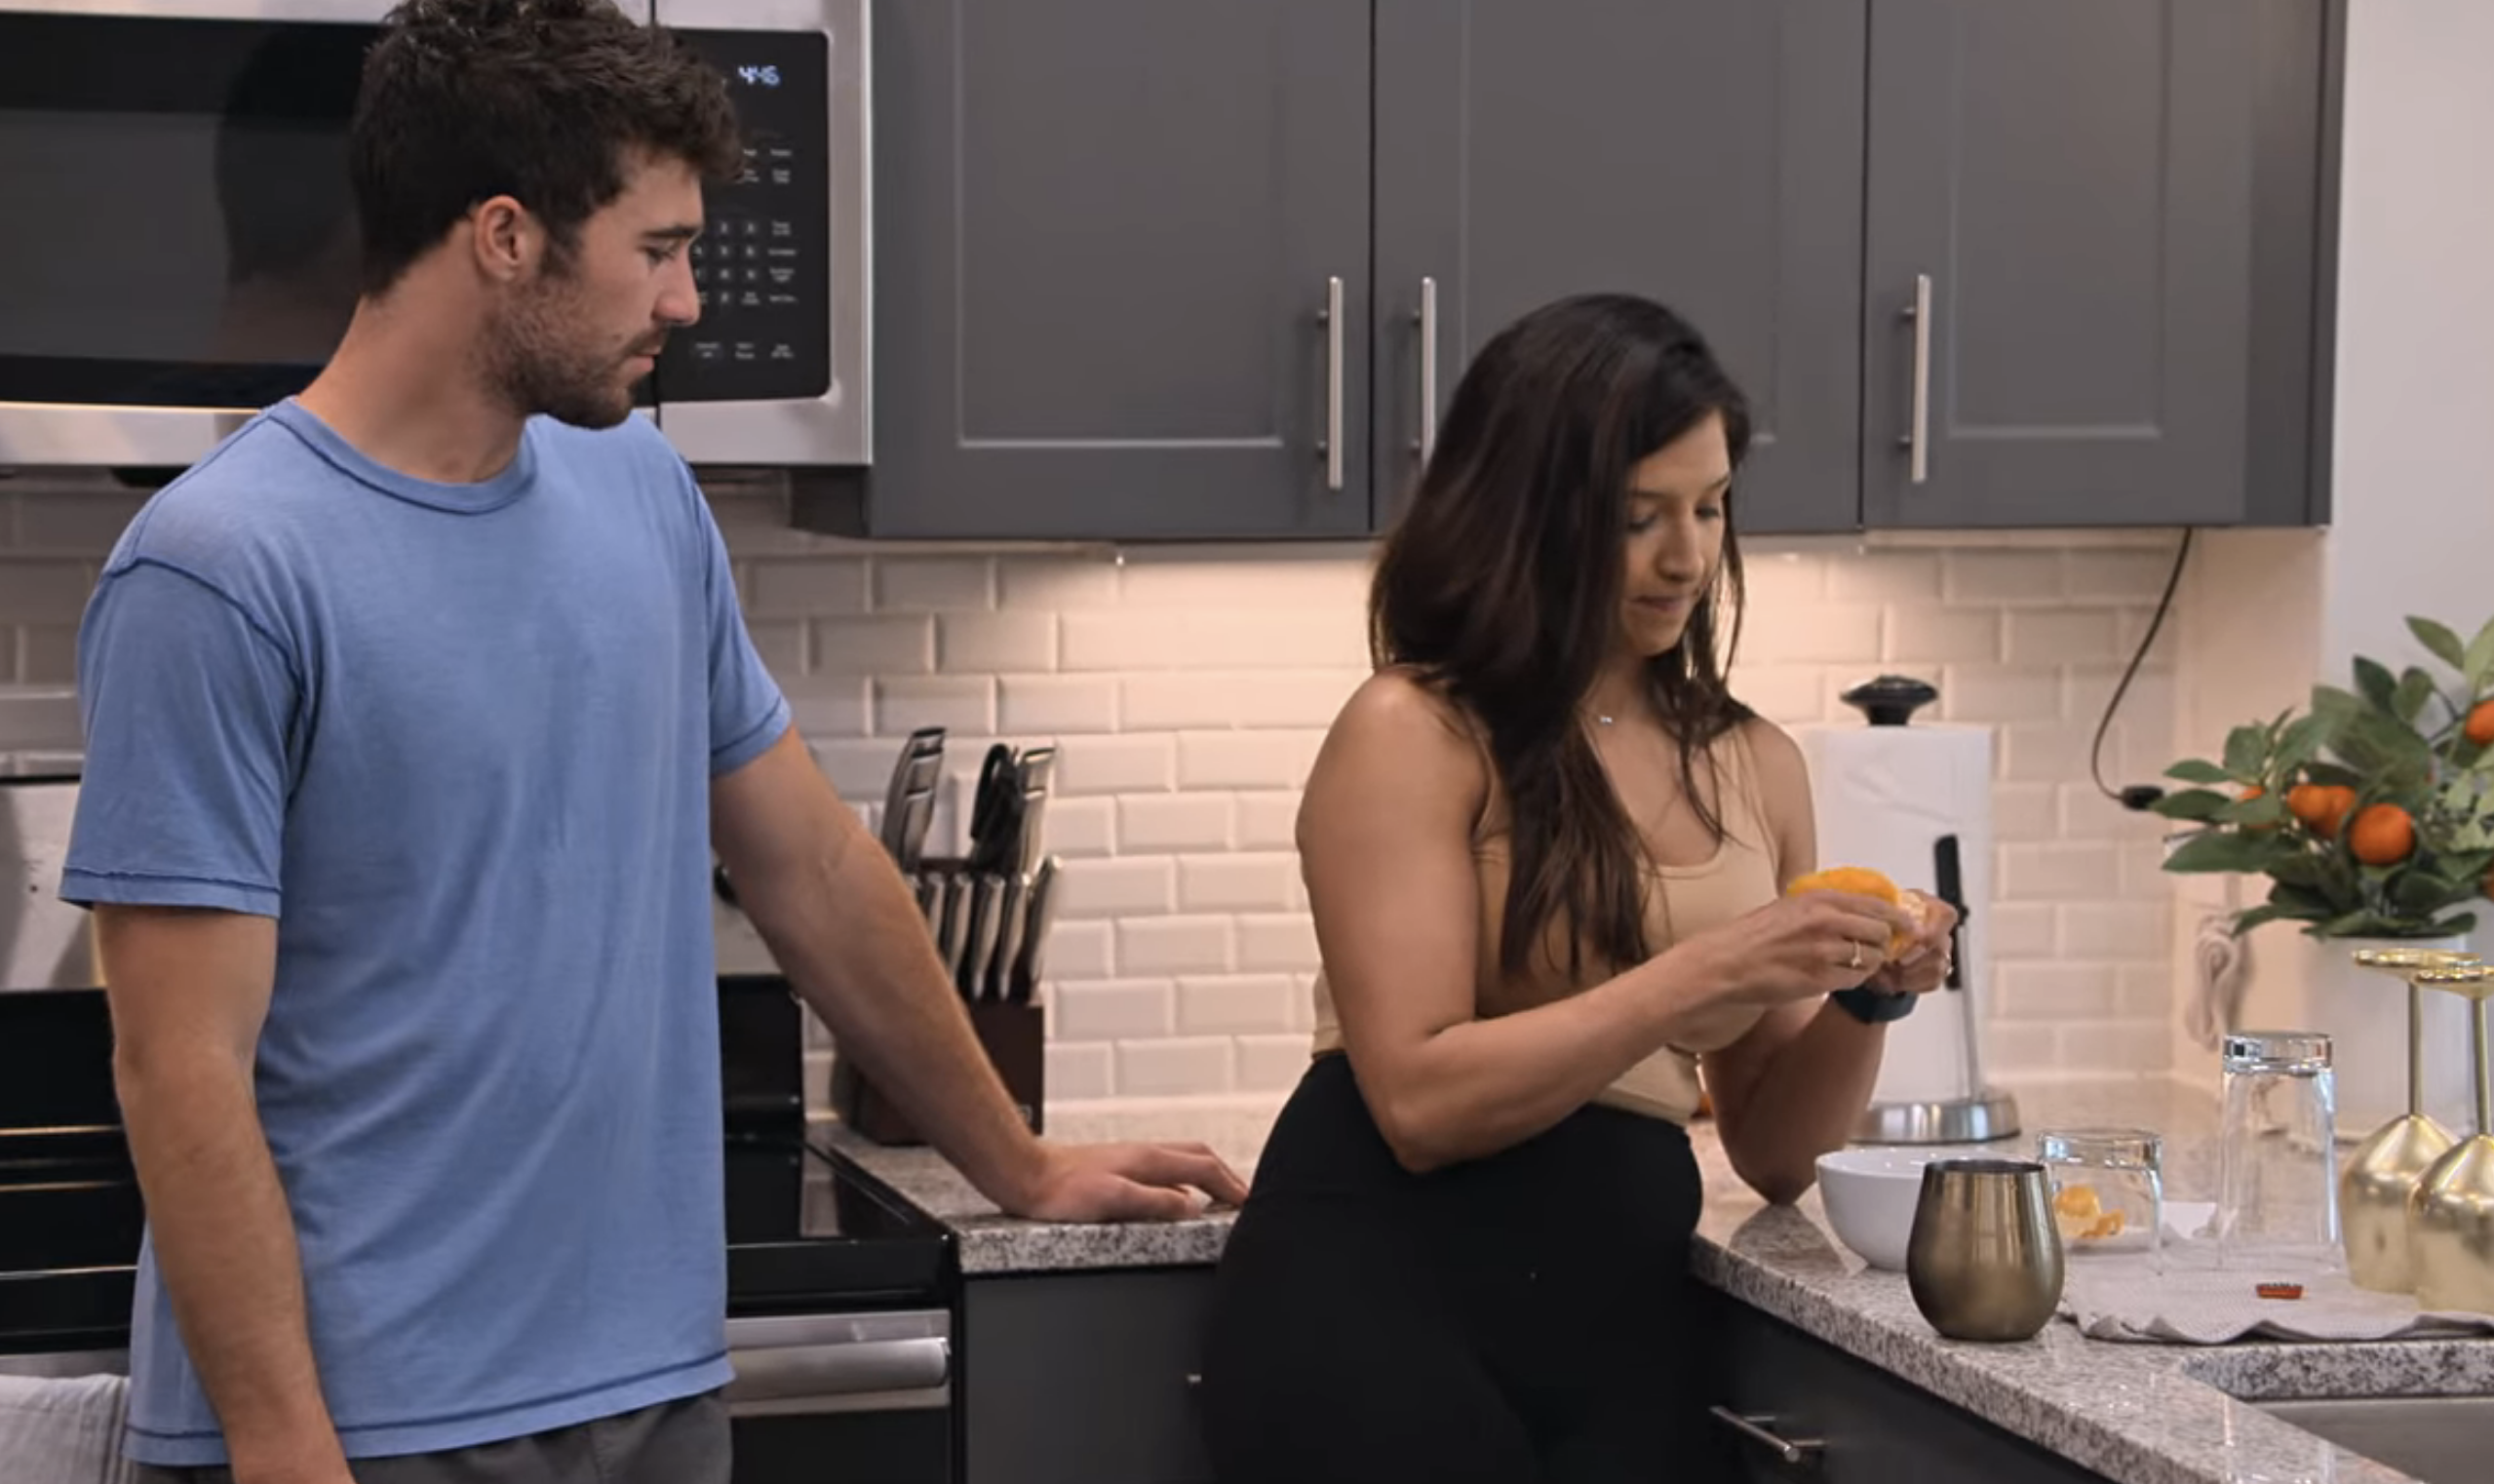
left=818, top=1084, right=2494, bottom=1484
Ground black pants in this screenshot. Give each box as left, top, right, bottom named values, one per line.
left=1199, top=1054, right=1714, bottom=1484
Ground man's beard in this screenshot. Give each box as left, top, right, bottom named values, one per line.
left=484, top=282, right=650, bottom=431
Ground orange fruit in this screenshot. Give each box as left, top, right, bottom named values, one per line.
left=2468, top=698, right=2494, bottom=747
left=2347, top=803, right=2416, bottom=866
left=1786, top=865, right=1922, bottom=955
left=2286, top=783, right=2357, bottom=839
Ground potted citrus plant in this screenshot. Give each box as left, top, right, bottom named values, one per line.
left=2153, top=613, right=2494, bottom=1131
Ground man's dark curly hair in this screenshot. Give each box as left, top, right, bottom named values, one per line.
left=350, top=0, right=744, bottom=293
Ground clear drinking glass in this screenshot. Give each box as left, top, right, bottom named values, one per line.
left=2216, top=1031, right=2341, bottom=1274
left=2036, top=1127, right=2163, bottom=1265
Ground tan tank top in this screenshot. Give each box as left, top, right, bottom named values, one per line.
left=1308, top=722, right=1783, bottom=1125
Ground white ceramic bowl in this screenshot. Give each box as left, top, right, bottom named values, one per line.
left=1813, top=1146, right=1982, bottom=1270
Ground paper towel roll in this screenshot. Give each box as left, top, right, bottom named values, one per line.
left=1794, top=722, right=1996, bottom=1107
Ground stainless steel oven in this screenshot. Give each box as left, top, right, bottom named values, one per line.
left=0, top=0, right=871, bottom=471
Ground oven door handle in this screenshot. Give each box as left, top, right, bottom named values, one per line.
left=721, top=1312, right=953, bottom=1410
left=723, top=1335, right=952, bottom=1405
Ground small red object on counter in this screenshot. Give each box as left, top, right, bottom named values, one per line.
left=2254, top=1281, right=2305, bottom=1301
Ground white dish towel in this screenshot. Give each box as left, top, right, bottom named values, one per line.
left=2057, top=1203, right=2494, bottom=1344
left=0, top=1373, right=141, bottom=1484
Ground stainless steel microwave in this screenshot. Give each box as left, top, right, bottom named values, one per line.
left=0, top=0, right=870, bottom=471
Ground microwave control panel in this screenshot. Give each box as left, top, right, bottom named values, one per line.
left=659, top=30, right=832, bottom=405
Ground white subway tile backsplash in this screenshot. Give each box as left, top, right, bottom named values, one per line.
left=0, top=485, right=2193, bottom=1100
left=813, top=615, right=934, bottom=674
left=940, top=612, right=1057, bottom=673
left=1237, top=1035, right=1316, bottom=1092
left=1035, top=795, right=1115, bottom=859
left=1058, top=858, right=1177, bottom=918
left=1177, top=975, right=1297, bottom=1035
left=1734, top=664, right=1825, bottom=724
left=1234, top=793, right=1300, bottom=850
left=998, top=557, right=1120, bottom=611
left=747, top=558, right=868, bottom=616
left=1180, top=854, right=1298, bottom=913
left=1119, top=917, right=1235, bottom=975
left=2001, top=842, right=2124, bottom=901
left=1995, top=961, right=2122, bottom=1020
left=997, top=675, right=1119, bottom=734
left=1117, top=1037, right=1236, bottom=1097
left=1053, top=979, right=1176, bottom=1040
left=1741, top=601, right=1885, bottom=664
left=874, top=676, right=994, bottom=735
left=1040, top=918, right=1116, bottom=980
left=1944, top=552, right=2066, bottom=605
left=1045, top=1041, right=1117, bottom=1102
left=1056, top=734, right=1177, bottom=795
left=1824, top=552, right=1942, bottom=604
left=2067, top=548, right=2182, bottom=604
left=1178, top=730, right=1323, bottom=790
left=12, top=493, right=143, bottom=552
left=1238, top=915, right=1322, bottom=974
left=0, top=561, right=94, bottom=623
left=1886, top=607, right=2003, bottom=665
left=1939, top=665, right=2065, bottom=723
left=2006, top=609, right=2122, bottom=665
left=1120, top=794, right=1234, bottom=853
left=875, top=558, right=994, bottom=611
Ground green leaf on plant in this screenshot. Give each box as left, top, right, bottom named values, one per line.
left=2276, top=715, right=2327, bottom=775
left=2394, top=667, right=2437, bottom=725
left=2223, top=724, right=2271, bottom=778
left=2232, top=904, right=2296, bottom=934
left=2304, top=761, right=2364, bottom=790
left=2267, top=879, right=2340, bottom=915
left=2356, top=656, right=2398, bottom=713
left=2220, top=794, right=2287, bottom=829
left=2150, top=788, right=2234, bottom=822
left=2469, top=615, right=2494, bottom=691
left=2164, top=759, right=2234, bottom=786
left=2411, top=616, right=2468, bottom=672
left=2163, top=830, right=2277, bottom=874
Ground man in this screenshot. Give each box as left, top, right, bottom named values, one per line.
left=62, top=2, right=1246, bottom=1481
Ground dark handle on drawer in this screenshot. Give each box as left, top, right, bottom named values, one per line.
left=1709, top=1406, right=1825, bottom=1467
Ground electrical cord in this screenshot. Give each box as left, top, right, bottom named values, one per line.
left=2090, top=527, right=2195, bottom=811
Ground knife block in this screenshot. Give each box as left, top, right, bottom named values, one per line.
left=831, top=998, right=1045, bottom=1147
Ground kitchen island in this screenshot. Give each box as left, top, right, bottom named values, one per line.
left=820, top=1074, right=2494, bottom=1484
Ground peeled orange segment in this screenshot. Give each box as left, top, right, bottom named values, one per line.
left=1785, top=865, right=1924, bottom=956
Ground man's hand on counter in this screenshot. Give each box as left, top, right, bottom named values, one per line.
left=996, top=1139, right=1251, bottom=1223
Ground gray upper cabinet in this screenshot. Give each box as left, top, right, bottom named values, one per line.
left=854, top=0, right=1373, bottom=539
left=1374, top=0, right=1869, bottom=535
left=1861, top=0, right=2332, bottom=528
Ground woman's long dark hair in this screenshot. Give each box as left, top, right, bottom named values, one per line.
left=1370, top=293, right=1756, bottom=981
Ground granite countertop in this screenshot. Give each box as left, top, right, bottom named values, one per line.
left=819, top=1074, right=2494, bottom=1484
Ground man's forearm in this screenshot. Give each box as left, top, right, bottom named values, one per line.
left=117, top=1055, right=348, bottom=1483
left=739, top=823, right=1046, bottom=1209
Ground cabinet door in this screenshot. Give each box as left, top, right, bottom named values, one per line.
left=961, top=1269, right=1216, bottom=1484
left=1861, top=0, right=2290, bottom=527
left=1375, top=0, right=1868, bottom=534
left=864, top=0, right=1371, bottom=539
left=1693, top=1284, right=2116, bottom=1484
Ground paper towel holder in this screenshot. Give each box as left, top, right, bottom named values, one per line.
left=1839, top=674, right=1940, bottom=727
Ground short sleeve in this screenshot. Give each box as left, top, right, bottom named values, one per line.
left=697, top=503, right=790, bottom=776
left=59, top=560, right=297, bottom=917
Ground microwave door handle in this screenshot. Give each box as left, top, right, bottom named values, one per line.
left=722, top=1336, right=952, bottom=1408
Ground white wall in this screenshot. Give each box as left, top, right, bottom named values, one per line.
left=2169, top=0, right=2494, bottom=1084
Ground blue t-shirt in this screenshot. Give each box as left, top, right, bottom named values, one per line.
left=60, top=400, right=790, bottom=1465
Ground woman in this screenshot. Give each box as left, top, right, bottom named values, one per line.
left=1197, top=293, right=1956, bottom=1483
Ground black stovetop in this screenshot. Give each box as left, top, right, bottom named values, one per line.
left=0, top=979, right=955, bottom=1354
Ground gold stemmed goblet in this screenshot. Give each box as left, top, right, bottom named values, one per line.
left=2340, top=947, right=2475, bottom=1291
left=2408, top=963, right=2494, bottom=1314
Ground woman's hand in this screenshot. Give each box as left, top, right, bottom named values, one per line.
left=1862, top=891, right=1959, bottom=997
left=1678, top=888, right=1923, bottom=1008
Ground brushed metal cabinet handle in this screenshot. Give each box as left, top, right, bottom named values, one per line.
left=1898, top=271, right=1933, bottom=485
left=1317, top=275, right=1344, bottom=490
left=1708, top=1405, right=1826, bottom=1467
left=1414, top=275, right=1439, bottom=463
